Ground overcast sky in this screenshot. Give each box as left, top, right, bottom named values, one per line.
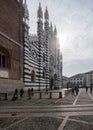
left=27, top=0, right=93, bottom=77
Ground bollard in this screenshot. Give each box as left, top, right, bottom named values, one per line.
left=67, top=90, right=69, bottom=95
left=65, top=90, right=67, bottom=95
left=59, top=92, right=62, bottom=98
left=39, top=92, right=42, bottom=99
left=66, top=89, right=69, bottom=95
left=49, top=92, right=52, bottom=99
left=5, top=93, right=8, bottom=100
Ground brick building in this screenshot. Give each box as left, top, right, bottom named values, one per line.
left=0, top=0, right=24, bottom=92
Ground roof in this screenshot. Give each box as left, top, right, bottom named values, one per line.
left=85, top=70, right=93, bottom=74
left=69, top=73, right=85, bottom=79
left=62, top=76, right=69, bottom=79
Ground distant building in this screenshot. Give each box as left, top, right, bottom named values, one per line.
left=69, top=73, right=86, bottom=87
left=85, top=70, right=93, bottom=88
left=23, top=3, right=62, bottom=90
left=0, top=0, right=24, bottom=92
left=62, top=76, right=69, bottom=88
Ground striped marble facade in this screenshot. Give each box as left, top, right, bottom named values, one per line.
left=23, top=3, right=62, bottom=90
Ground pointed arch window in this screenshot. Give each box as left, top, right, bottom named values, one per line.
left=0, top=53, right=5, bottom=68
left=31, top=70, right=35, bottom=82
left=43, top=53, right=45, bottom=62
left=0, top=46, right=11, bottom=69
left=54, top=74, right=57, bottom=80
left=43, top=67, right=46, bottom=78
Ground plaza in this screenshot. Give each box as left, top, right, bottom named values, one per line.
left=0, top=88, right=93, bottom=130
left=0, top=1, right=93, bottom=130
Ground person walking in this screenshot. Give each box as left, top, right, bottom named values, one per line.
left=72, top=86, right=75, bottom=95
left=85, top=86, right=88, bottom=93
left=90, top=84, right=92, bottom=93
left=45, top=86, right=48, bottom=95
left=12, top=89, right=18, bottom=101
left=28, top=88, right=31, bottom=99
left=75, top=85, right=79, bottom=96
left=31, top=88, right=34, bottom=96
left=20, top=89, right=24, bottom=98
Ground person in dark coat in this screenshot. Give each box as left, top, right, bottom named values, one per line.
left=45, top=86, right=48, bottom=94
left=31, top=88, right=34, bottom=96
left=90, top=84, right=92, bottom=93
left=75, top=85, right=79, bottom=96
left=12, top=89, right=18, bottom=101
left=72, top=86, right=75, bottom=95
left=85, top=86, right=88, bottom=93
left=28, top=89, right=31, bottom=99
left=20, top=89, right=24, bottom=98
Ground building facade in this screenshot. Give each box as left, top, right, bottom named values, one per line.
left=85, top=70, right=93, bottom=88
left=0, top=0, right=24, bottom=92
left=0, top=1, right=62, bottom=92
left=62, top=76, right=69, bottom=88
left=69, top=73, right=86, bottom=88
left=49, top=24, right=63, bottom=89
left=24, top=3, right=62, bottom=90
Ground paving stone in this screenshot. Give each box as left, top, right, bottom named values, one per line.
left=0, top=89, right=93, bottom=130
left=64, top=120, right=93, bottom=130
left=7, top=117, right=63, bottom=130
left=0, top=117, right=22, bottom=129
left=70, top=115, right=93, bottom=123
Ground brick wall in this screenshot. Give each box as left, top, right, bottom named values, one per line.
left=0, top=0, right=23, bottom=80
left=0, top=0, right=21, bottom=42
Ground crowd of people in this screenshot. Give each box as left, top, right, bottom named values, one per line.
left=71, top=85, right=79, bottom=96
left=85, top=86, right=93, bottom=93
left=12, top=88, right=24, bottom=101
left=3, top=85, right=93, bottom=101
left=12, top=88, right=34, bottom=101
left=71, top=85, right=93, bottom=96
left=11, top=86, right=49, bottom=101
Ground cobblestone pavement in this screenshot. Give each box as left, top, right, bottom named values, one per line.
left=0, top=88, right=93, bottom=130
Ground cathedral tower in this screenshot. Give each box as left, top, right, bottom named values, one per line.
left=37, top=3, right=43, bottom=90
left=37, top=2, right=43, bottom=42
left=54, top=25, right=57, bottom=36
left=23, top=0, right=30, bottom=88
left=44, top=6, right=49, bottom=88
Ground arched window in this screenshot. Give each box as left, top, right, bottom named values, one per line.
left=43, top=53, right=45, bottom=62
left=0, top=53, right=5, bottom=68
left=54, top=73, right=57, bottom=80
left=0, top=46, right=11, bottom=69
left=54, top=74, right=57, bottom=89
left=43, top=67, right=46, bottom=78
left=31, top=70, right=35, bottom=82
left=50, top=55, right=54, bottom=66
left=50, top=77, right=53, bottom=90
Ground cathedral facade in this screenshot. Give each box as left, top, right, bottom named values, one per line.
left=0, top=0, right=62, bottom=92
left=24, top=3, right=62, bottom=90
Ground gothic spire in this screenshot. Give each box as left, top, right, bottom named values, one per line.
left=37, top=2, right=43, bottom=19
left=44, top=6, right=49, bottom=20
left=50, top=23, right=53, bottom=31
left=23, top=0, right=29, bottom=23
left=54, top=25, right=57, bottom=36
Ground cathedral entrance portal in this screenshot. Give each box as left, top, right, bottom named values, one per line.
left=54, top=74, right=57, bottom=89
left=50, top=77, right=53, bottom=90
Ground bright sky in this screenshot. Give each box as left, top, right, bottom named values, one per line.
left=27, top=0, right=93, bottom=77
